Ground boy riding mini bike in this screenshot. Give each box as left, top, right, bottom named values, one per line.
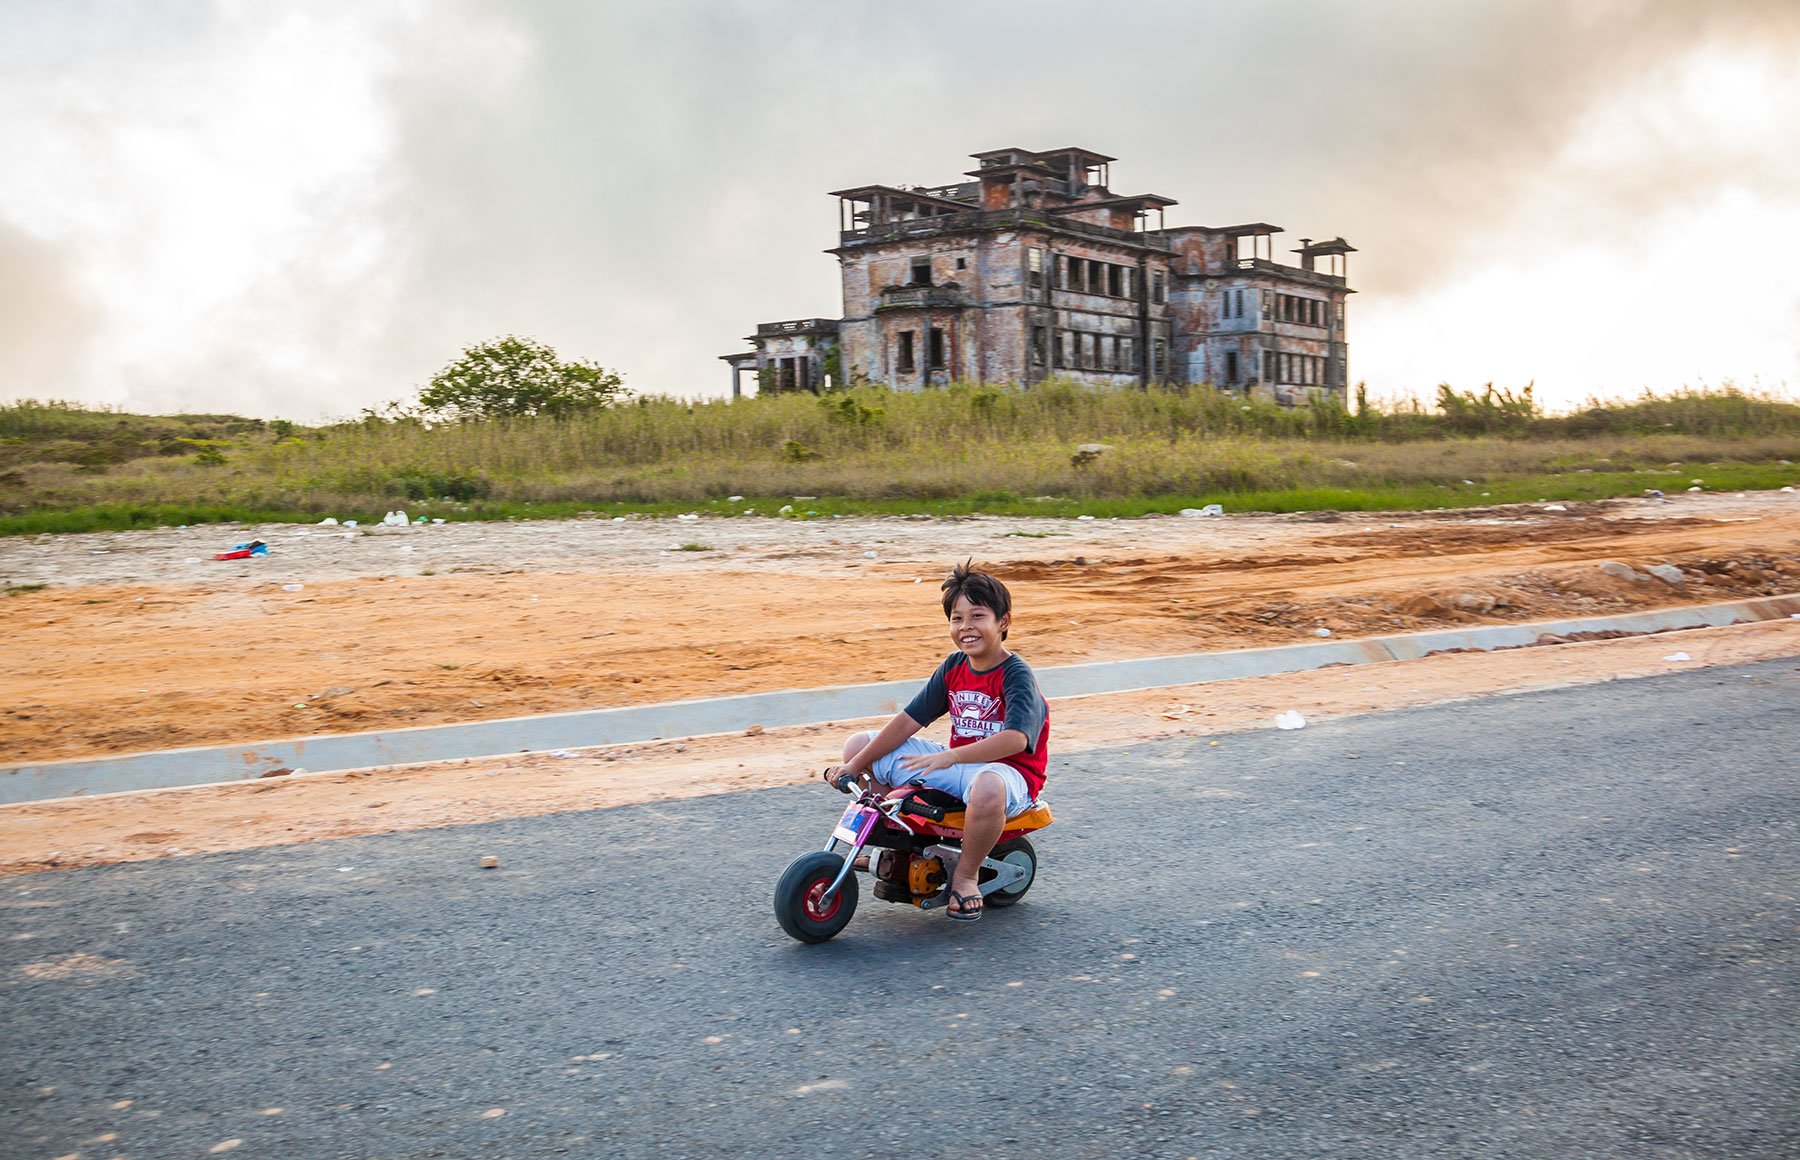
left=773, top=562, right=1053, bottom=942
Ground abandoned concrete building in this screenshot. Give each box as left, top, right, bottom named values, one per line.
left=723, top=147, right=1354, bottom=405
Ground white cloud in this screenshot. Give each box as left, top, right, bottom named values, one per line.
left=1, top=1, right=1797, bottom=419
left=1357, top=44, right=1800, bottom=408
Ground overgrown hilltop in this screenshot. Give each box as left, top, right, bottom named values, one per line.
left=1, top=382, right=1795, bottom=535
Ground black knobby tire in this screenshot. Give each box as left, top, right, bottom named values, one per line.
left=774, top=851, right=859, bottom=943
left=982, top=836, right=1037, bottom=908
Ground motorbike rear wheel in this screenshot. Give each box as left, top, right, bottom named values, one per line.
left=774, top=851, right=859, bottom=943
left=982, top=836, right=1037, bottom=908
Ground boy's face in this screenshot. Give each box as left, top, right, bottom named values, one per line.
left=947, top=593, right=1010, bottom=664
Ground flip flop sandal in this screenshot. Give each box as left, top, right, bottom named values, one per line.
left=946, top=888, right=984, bottom=922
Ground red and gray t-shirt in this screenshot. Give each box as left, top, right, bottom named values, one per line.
left=904, top=651, right=1050, bottom=799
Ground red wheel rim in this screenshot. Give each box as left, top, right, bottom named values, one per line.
left=803, top=876, right=842, bottom=921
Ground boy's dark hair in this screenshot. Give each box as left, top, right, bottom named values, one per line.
left=941, top=560, right=1012, bottom=639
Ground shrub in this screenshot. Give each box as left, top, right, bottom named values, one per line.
left=419, top=335, right=625, bottom=420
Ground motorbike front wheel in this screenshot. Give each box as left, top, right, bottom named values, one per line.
left=774, top=851, right=859, bottom=943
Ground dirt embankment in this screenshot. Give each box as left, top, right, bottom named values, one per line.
left=2, top=492, right=1795, bottom=765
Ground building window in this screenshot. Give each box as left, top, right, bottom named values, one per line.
left=1274, top=294, right=1327, bottom=326
left=1261, top=291, right=1273, bottom=321
left=1031, top=326, right=1047, bottom=367
left=897, top=331, right=916, bottom=374
left=1224, top=350, right=1239, bottom=383
left=1151, top=337, right=1167, bottom=379
left=1027, top=247, right=1044, bottom=291
left=955, top=257, right=967, bottom=271
left=1276, top=352, right=1328, bottom=384
left=1107, top=265, right=1123, bottom=297
left=928, top=327, right=946, bottom=371
left=1150, top=270, right=1166, bottom=305
left=910, top=257, right=932, bottom=286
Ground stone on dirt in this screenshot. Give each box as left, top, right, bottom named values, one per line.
left=1598, top=561, right=1649, bottom=582
left=1400, top=593, right=1448, bottom=617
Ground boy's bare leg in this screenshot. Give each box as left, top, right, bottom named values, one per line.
left=948, top=770, right=1006, bottom=917
left=829, top=732, right=877, bottom=790
left=842, top=732, right=871, bottom=765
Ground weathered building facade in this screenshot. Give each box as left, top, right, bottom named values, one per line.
left=724, top=147, right=1354, bottom=405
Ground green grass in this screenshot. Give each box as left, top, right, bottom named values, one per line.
left=0, top=385, right=1794, bottom=535
left=0, top=503, right=324, bottom=536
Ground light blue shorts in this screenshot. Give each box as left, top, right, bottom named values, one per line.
left=868, top=736, right=1034, bottom=818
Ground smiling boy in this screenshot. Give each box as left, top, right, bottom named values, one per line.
left=824, top=562, right=1049, bottom=921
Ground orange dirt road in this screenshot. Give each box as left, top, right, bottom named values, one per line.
left=1, top=491, right=1797, bottom=874
left=3, top=620, right=1795, bottom=876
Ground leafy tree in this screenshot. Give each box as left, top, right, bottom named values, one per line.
left=419, top=335, right=625, bottom=420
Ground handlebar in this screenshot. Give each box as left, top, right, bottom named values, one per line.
left=898, top=796, right=946, bottom=822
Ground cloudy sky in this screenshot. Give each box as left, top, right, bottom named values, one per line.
left=4, top=0, right=1799, bottom=421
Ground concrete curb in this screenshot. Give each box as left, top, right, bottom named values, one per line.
left=6, top=594, right=1798, bottom=805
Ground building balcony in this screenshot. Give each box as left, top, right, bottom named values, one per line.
left=876, top=284, right=967, bottom=311
left=840, top=208, right=1172, bottom=252
left=755, top=318, right=839, bottom=336
left=1231, top=257, right=1346, bottom=286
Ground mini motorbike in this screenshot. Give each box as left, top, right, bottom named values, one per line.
left=773, top=772, right=1054, bottom=943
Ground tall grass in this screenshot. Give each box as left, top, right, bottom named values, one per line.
left=1, top=384, right=1795, bottom=534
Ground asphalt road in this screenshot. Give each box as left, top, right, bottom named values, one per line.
left=4, top=659, right=1797, bottom=1159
